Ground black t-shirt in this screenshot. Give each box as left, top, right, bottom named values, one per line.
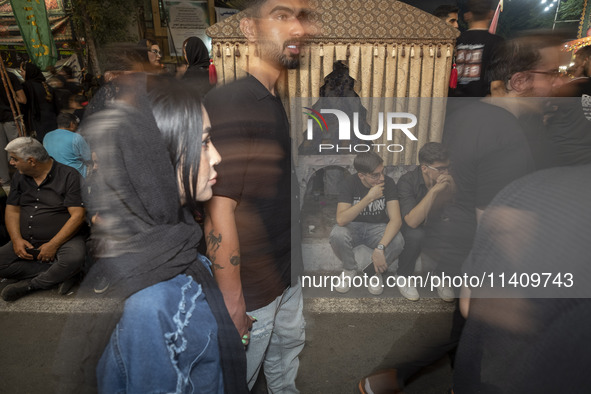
left=397, top=166, right=427, bottom=220
left=454, top=165, right=591, bottom=393
left=204, top=75, right=295, bottom=311
left=424, top=101, right=534, bottom=273
left=337, top=174, right=398, bottom=224
left=454, top=30, right=504, bottom=97
left=544, top=80, right=591, bottom=166
left=0, top=73, right=23, bottom=123
left=7, top=160, right=84, bottom=245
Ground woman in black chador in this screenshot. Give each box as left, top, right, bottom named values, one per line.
left=20, top=62, right=58, bottom=141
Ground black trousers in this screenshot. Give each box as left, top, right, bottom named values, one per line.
left=0, top=234, right=86, bottom=289
left=397, top=225, right=425, bottom=277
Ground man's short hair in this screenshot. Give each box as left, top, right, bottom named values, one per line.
left=241, top=0, right=268, bottom=17
left=57, top=112, right=79, bottom=129
left=418, top=142, right=449, bottom=165
left=488, top=31, right=566, bottom=87
left=433, top=5, right=459, bottom=19
left=354, top=151, right=383, bottom=174
left=5, top=137, right=50, bottom=162
left=467, top=0, right=494, bottom=21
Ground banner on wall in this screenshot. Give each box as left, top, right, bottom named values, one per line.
left=215, top=7, right=239, bottom=22
left=9, top=0, right=57, bottom=70
left=163, top=0, right=210, bottom=57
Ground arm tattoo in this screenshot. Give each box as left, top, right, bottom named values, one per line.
left=230, top=255, right=240, bottom=266
left=206, top=230, right=222, bottom=253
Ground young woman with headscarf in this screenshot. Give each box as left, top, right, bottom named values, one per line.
left=54, top=74, right=248, bottom=393
left=19, top=62, right=58, bottom=142
left=181, top=36, right=215, bottom=96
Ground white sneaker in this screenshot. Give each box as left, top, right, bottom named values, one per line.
left=334, top=269, right=356, bottom=293
left=368, top=272, right=384, bottom=295
left=436, top=285, right=455, bottom=302
left=398, top=281, right=419, bottom=301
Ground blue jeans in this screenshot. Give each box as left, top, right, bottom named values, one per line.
left=97, top=272, right=223, bottom=394
left=246, top=281, right=305, bottom=393
left=330, top=222, right=405, bottom=271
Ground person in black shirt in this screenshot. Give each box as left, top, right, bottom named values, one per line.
left=329, top=151, right=404, bottom=295
left=453, top=0, right=504, bottom=97
left=20, top=62, right=59, bottom=142
left=454, top=165, right=591, bottom=393
left=396, top=142, right=454, bottom=301
left=0, top=137, right=86, bottom=301
left=545, top=45, right=591, bottom=166
left=203, top=0, right=312, bottom=391
left=181, top=36, right=214, bottom=96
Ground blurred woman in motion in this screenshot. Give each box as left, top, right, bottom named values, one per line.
left=74, top=75, right=247, bottom=393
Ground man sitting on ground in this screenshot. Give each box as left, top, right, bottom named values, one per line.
left=44, top=112, right=91, bottom=177
left=396, top=142, right=454, bottom=301
left=0, top=137, right=86, bottom=301
left=330, top=151, right=404, bottom=295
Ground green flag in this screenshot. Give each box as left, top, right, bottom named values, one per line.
left=10, top=0, right=58, bottom=70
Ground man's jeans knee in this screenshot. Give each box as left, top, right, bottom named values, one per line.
left=329, top=225, right=357, bottom=270
left=330, top=222, right=404, bottom=271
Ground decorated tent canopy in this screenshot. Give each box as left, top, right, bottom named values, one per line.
left=207, top=0, right=459, bottom=165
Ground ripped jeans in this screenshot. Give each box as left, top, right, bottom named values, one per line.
left=97, top=271, right=223, bottom=394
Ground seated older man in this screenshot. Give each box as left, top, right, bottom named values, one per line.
left=0, top=137, right=86, bottom=301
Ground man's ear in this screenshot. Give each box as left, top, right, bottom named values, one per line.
left=240, top=17, right=258, bottom=44
left=463, top=11, right=472, bottom=23
left=509, top=72, right=531, bottom=94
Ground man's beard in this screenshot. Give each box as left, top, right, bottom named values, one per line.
left=258, top=39, right=300, bottom=70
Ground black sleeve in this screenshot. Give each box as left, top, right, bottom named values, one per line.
left=474, top=117, right=533, bottom=209
left=8, top=73, right=22, bottom=92
left=204, top=89, right=250, bottom=203
left=397, top=173, right=418, bottom=219
left=384, top=176, right=398, bottom=202
left=63, top=169, right=84, bottom=207
left=6, top=173, right=22, bottom=206
left=337, top=175, right=355, bottom=204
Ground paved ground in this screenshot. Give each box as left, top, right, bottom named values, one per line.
left=0, top=283, right=455, bottom=394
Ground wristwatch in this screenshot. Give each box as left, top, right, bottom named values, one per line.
left=376, top=244, right=385, bottom=251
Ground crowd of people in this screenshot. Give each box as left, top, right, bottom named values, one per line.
left=0, top=0, right=590, bottom=392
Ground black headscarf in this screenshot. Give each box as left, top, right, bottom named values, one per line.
left=24, top=62, right=46, bottom=83
left=184, top=36, right=210, bottom=69
left=22, top=62, right=55, bottom=123
left=54, top=73, right=247, bottom=393
left=182, top=37, right=213, bottom=96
